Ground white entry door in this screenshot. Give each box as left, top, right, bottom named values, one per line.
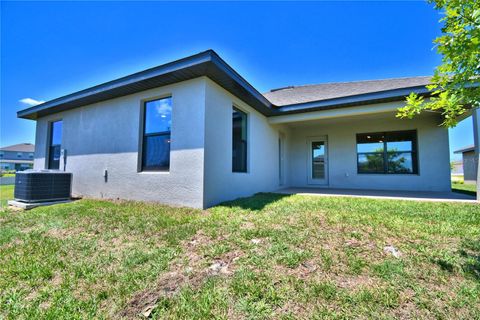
left=307, top=137, right=328, bottom=185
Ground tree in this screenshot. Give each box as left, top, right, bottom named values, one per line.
left=396, top=0, right=480, bottom=127
left=360, top=148, right=413, bottom=173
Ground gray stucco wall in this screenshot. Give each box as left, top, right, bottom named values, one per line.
left=287, top=112, right=451, bottom=191
left=34, top=78, right=207, bottom=208
left=463, top=151, right=478, bottom=182
left=203, top=79, right=285, bottom=207
left=32, top=76, right=452, bottom=208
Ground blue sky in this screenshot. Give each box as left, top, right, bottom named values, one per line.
left=0, top=1, right=473, bottom=160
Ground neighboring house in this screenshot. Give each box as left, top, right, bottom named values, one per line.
left=451, top=160, right=463, bottom=176
left=454, top=145, right=478, bottom=183
left=0, top=143, right=35, bottom=171
left=17, top=50, right=454, bottom=208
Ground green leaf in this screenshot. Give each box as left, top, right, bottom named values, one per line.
left=399, top=0, right=480, bottom=128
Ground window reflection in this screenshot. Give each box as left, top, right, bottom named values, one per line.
left=312, top=141, right=325, bottom=179
left=357, top=130, right=417, bottom=174
left=142, top=97, right=172, bottom=171
left=232, top=107, right=247, bottom=172
left=48, top=120, right=62, bottom=170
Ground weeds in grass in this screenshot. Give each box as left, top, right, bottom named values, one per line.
left=0, top=194, right=479, bottom=319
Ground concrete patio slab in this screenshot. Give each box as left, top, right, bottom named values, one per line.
left=275, top=187, right=477, bottom=203
left=8, top=199, right=73, bottom=210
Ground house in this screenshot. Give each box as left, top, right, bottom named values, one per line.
left=451, top=160, right=463, bottom=176
left=454, top=145, right=478, bottom=183
left=0, top=143, right=35, bottom=171
left=17, top=50, right=460, bottom=208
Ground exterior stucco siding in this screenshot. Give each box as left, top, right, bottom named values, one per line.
left=462, top=151, right=478, bottom=182
left=31, top=76, right=452, bottom=209
left=33, top=78, right=207, bottom=208
left=203, top=79, right=283, bottom=207
left=287, top=113, right=451, bottom=192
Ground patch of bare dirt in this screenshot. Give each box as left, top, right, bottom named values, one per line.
left=226, top=302, right=245, bottom=320
left=276, top=300, right=314, bottom=319
left=45, top=227, right=86, bottom=239
left=22, top=269, right=64, bottom=308
left=95, top=234, right=140, bottom=253
left=275, top=256, right=379, bottom=291
left=39, top=300, right=51, bottom=310
left=119, top=230, right=243, bottom=319
left=25, top=288, right=40, bottom=302
left=343, top=238, right=381, bottom=259
left=274, top=260, right=319, bottom=280
left=388, top=289, right=420, bottom=320
left=27, top=272, right=64, bottom=310
left=240, top=221, right=255, bottom=230
left=50, top=272, right=63, bottom=287
left=343, top=238, right=376, bottom=250
left=6, top=205, right=23, bottom=212
left=20, top=226, right=37, bottom=234
left=0, top=238, right=23, bottom=250
left=331, top=274, right=376, bottom=290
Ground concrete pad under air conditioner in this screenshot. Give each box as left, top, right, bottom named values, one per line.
left=8, top=199, right=72, bottom=210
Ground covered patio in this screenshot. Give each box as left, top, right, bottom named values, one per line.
left=270, top=97, right=479, bottom=202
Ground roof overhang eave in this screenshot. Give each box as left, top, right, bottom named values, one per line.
left=17, top=50, right=274, bottom=120
left=271, top=86, right=431, bottom=115
left=17, top=50, right=445, bottom=121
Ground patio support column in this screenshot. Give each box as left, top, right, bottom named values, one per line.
left=473, top=108, right=480, bottom=201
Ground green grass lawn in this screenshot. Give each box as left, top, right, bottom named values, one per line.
left=0, top=185, right=14, bottom=208
left=0, top=193, right=479, bottom=319
left=452, top=181, right=477, bottom=196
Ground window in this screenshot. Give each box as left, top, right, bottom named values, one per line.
left=48, top=120, right=63, bottom=169
left=141, top=97, right=172, bottom=171
left=0, top=152, right=3, bottom=158
left=29, top=153, right=34, bottom=158
left=311, top=141, right=326, bottom=179
left=232, top=107, right=247, bottom=172
left=357, top=130, right=418, bottom=174
left=17, top=152, right=22, bottom=158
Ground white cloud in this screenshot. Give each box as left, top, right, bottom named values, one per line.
left=19, top=98, right=45, bottom=106
left=154, top=99, right=172, bottom=117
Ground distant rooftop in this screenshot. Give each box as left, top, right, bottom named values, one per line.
left=0, top=143, right=35, bottom=152
left=454, top=145, right=475, bottom=154
left=263, top=76, right=432, bottom=106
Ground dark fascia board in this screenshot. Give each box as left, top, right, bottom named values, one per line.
left=453, top=145, right=475, bottom=154
left=271, top=86, right=431, bottom=115
left=17, top=50, right=434, bottom=120
left=208, top=51, right=274, bottom=114
left=17, top=50, right=275, bottom=120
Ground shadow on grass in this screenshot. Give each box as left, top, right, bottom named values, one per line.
left=433, top=239, right=480, bottom=281
left=435, top=259, right=456, bottom=273
left=451, top=188, right=477, bottom=197
left=451, top=182, right=477, bottom=197
left=218, top=193, right=292, bottom=211
left=459, top=239, right=480, bottom=281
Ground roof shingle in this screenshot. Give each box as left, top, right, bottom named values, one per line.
left=263, top=76, right=432, bottom=106
left=0, top=143, right=35, bottom=152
